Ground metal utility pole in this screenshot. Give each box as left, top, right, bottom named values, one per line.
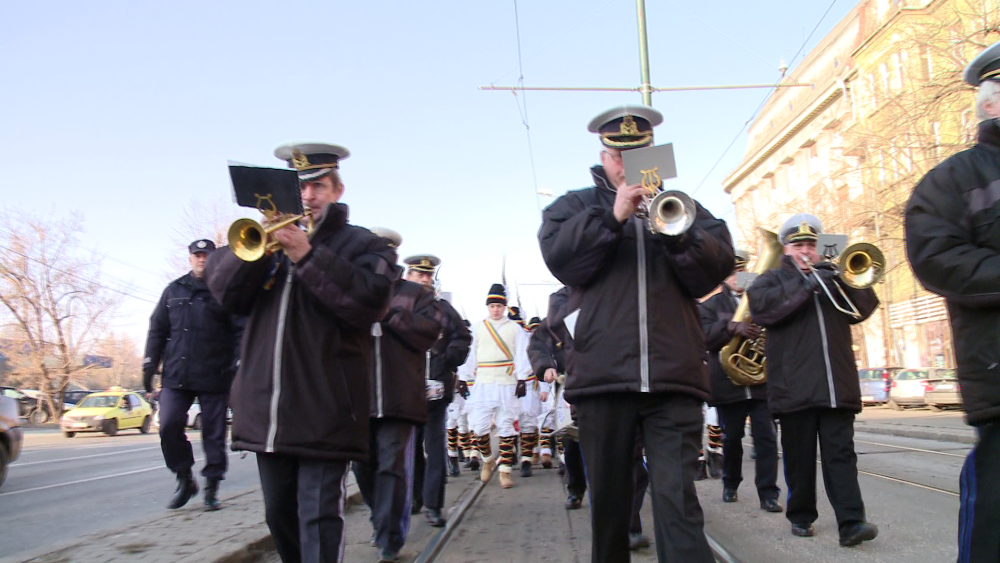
left=636, top=0, right=653, bottom=107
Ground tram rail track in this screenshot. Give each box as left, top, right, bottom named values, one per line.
left=414, top=471, right=746, bottom=563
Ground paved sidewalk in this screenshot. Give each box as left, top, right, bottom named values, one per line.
left=3, top=410, right=975, bottom=563
left=0, top=483, right=360, bottom=563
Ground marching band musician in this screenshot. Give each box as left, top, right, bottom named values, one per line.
left=538, top=104, right=734, bottom=563
left=205, top=142, right=399, bottom=563
left=527, top=287, right=585, bottom=509
left=459, top=283, right=532, bottom=489
left=527, top=316, right=557, bottom=468
left=905, top=40, right=1000, bottom=563
left=406, top=254, right=472, bottom=528
left=746, top=213, right=879, bottom=547
left=353, top=230, right=443, bottom=563
left=516, top=315, right=548, bottom=478
left=698, top=249, right=782, bottom=512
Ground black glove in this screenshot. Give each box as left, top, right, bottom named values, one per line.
left=515, top=380, right=527, bottom=398
left=142, top=369, right=155, bottom=393
left=728, top=321, right=762, bottom=340
left=457, top=380, right=469, bottom=399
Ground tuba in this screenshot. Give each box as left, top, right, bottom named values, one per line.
left=719, top=228, right=782, bottom=386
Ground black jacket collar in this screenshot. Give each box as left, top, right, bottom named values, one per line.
left=977, top=119, right=1000, bottom=151
left=590, top=165, right=617, bottom=194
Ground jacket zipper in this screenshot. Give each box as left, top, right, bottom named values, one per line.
left=635, top=220, right=650, bottom=392
left=266, top=265, right=295, bottom=452
left=374, top=322, right=384, bottom=418
left=814, top=294, right=837, bottom=407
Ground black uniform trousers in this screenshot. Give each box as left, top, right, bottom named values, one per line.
left=563, top=437, right=587, bottom=497
left=777, top=408, right=866, bottom=530
left=352, top=418, right=417, bottom=554
left=413, top=399, right=448, bottom=511
left=158, top=387, right=228, bottom=479
left=716, top=399, right=780, bottom=502
left=958, top=420, right=1000, bottom=563
left=256, top=453, right=350, bottom=563
left=576, top=392, right=713, bottom=563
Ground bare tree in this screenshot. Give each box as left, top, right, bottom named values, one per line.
left=166, top=199, right=244, bottom=279
left=0, top=209, right=121, bottom=419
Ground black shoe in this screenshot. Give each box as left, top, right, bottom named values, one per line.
left=839, top=522, right=878, bottom=547
left=378, top=547, right=400, bottom=562
left=520, top=460, right=533, bottom=478
left=410, top=501, right=423, bottom=515
left=203, top=477, right=221, bottom=512
left=759, top=498, right=783, bottom=513
left=694, top=460, right=708, bottom=481
left=628, top=533, right=650, bottom=551
left=565, top=493, right=583, bottom=510
left=449, top=457, right=460, bottom=477
left=467, top=457, right=480, bottom=471
left=167, top=472, right=198, bottom=510
left=425, top=508, right=446, bottom=527
left=722, top=488, right=738, bottom=503
left=791, top=523, right=815, bottom=537
left=557, top=465, right=565, bottom=476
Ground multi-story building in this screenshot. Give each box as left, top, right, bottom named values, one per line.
left=723, top=0, right=993, bottom=369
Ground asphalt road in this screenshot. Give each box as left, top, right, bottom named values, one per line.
left=0, top=425, right=261, bottom=560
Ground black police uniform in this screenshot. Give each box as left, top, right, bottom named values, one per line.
left=143, top=240, right=243, bottom=509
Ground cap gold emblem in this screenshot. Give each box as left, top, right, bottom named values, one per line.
left=291, top=150, right=310, bottom=170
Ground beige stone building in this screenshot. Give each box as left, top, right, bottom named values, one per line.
left=723, top=0, right=995, bottom=369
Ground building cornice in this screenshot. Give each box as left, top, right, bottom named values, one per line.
left=723, top=85, right=843, bottom=194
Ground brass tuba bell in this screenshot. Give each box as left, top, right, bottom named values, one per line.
left=719, top=228, right=783, bottom=386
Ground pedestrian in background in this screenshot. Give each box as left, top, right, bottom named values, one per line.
left=143, top=239, right=243, bottom=511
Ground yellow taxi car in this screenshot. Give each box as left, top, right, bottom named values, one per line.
left=59, top=388, right=153, bottom=438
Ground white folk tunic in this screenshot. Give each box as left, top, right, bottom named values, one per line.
left=461, top=317, right=530, bottom=437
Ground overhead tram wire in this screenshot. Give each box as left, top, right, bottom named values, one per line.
left=509, top=0, right=546, bottom=218
left=691, top=0, right=841, bottom=197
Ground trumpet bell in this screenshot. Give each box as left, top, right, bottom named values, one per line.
left=838, top=242, right=884, bottom=289
left=228, top=218, right=268, bottom=262
left=648, top=190, right=696, bottom=236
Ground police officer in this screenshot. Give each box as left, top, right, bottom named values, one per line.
left=144, top=239, right=243, bottom=511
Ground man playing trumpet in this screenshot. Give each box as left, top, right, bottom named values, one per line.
left=746, top=213, right=879, bottom=547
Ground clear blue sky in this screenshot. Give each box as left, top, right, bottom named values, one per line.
left=0, top=0, right=855, bottom=342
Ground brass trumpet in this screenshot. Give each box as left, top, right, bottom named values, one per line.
left=228, top=213, right=309, bottom=262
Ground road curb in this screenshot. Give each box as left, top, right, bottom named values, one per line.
left=855, top=420, right=975, bottom=445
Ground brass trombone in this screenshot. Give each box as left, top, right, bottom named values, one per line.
left=227, top=194, right=313, bottom=262
left=804, top=242, right=884, bottom=319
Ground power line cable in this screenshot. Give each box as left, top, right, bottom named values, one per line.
left=0, top=243, right=158, bottom=305
left=691, top=0, right=841, bottom=197
left=664, top=0, right=775, bottom=71
left=489, top=0, right=622, bottom=87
